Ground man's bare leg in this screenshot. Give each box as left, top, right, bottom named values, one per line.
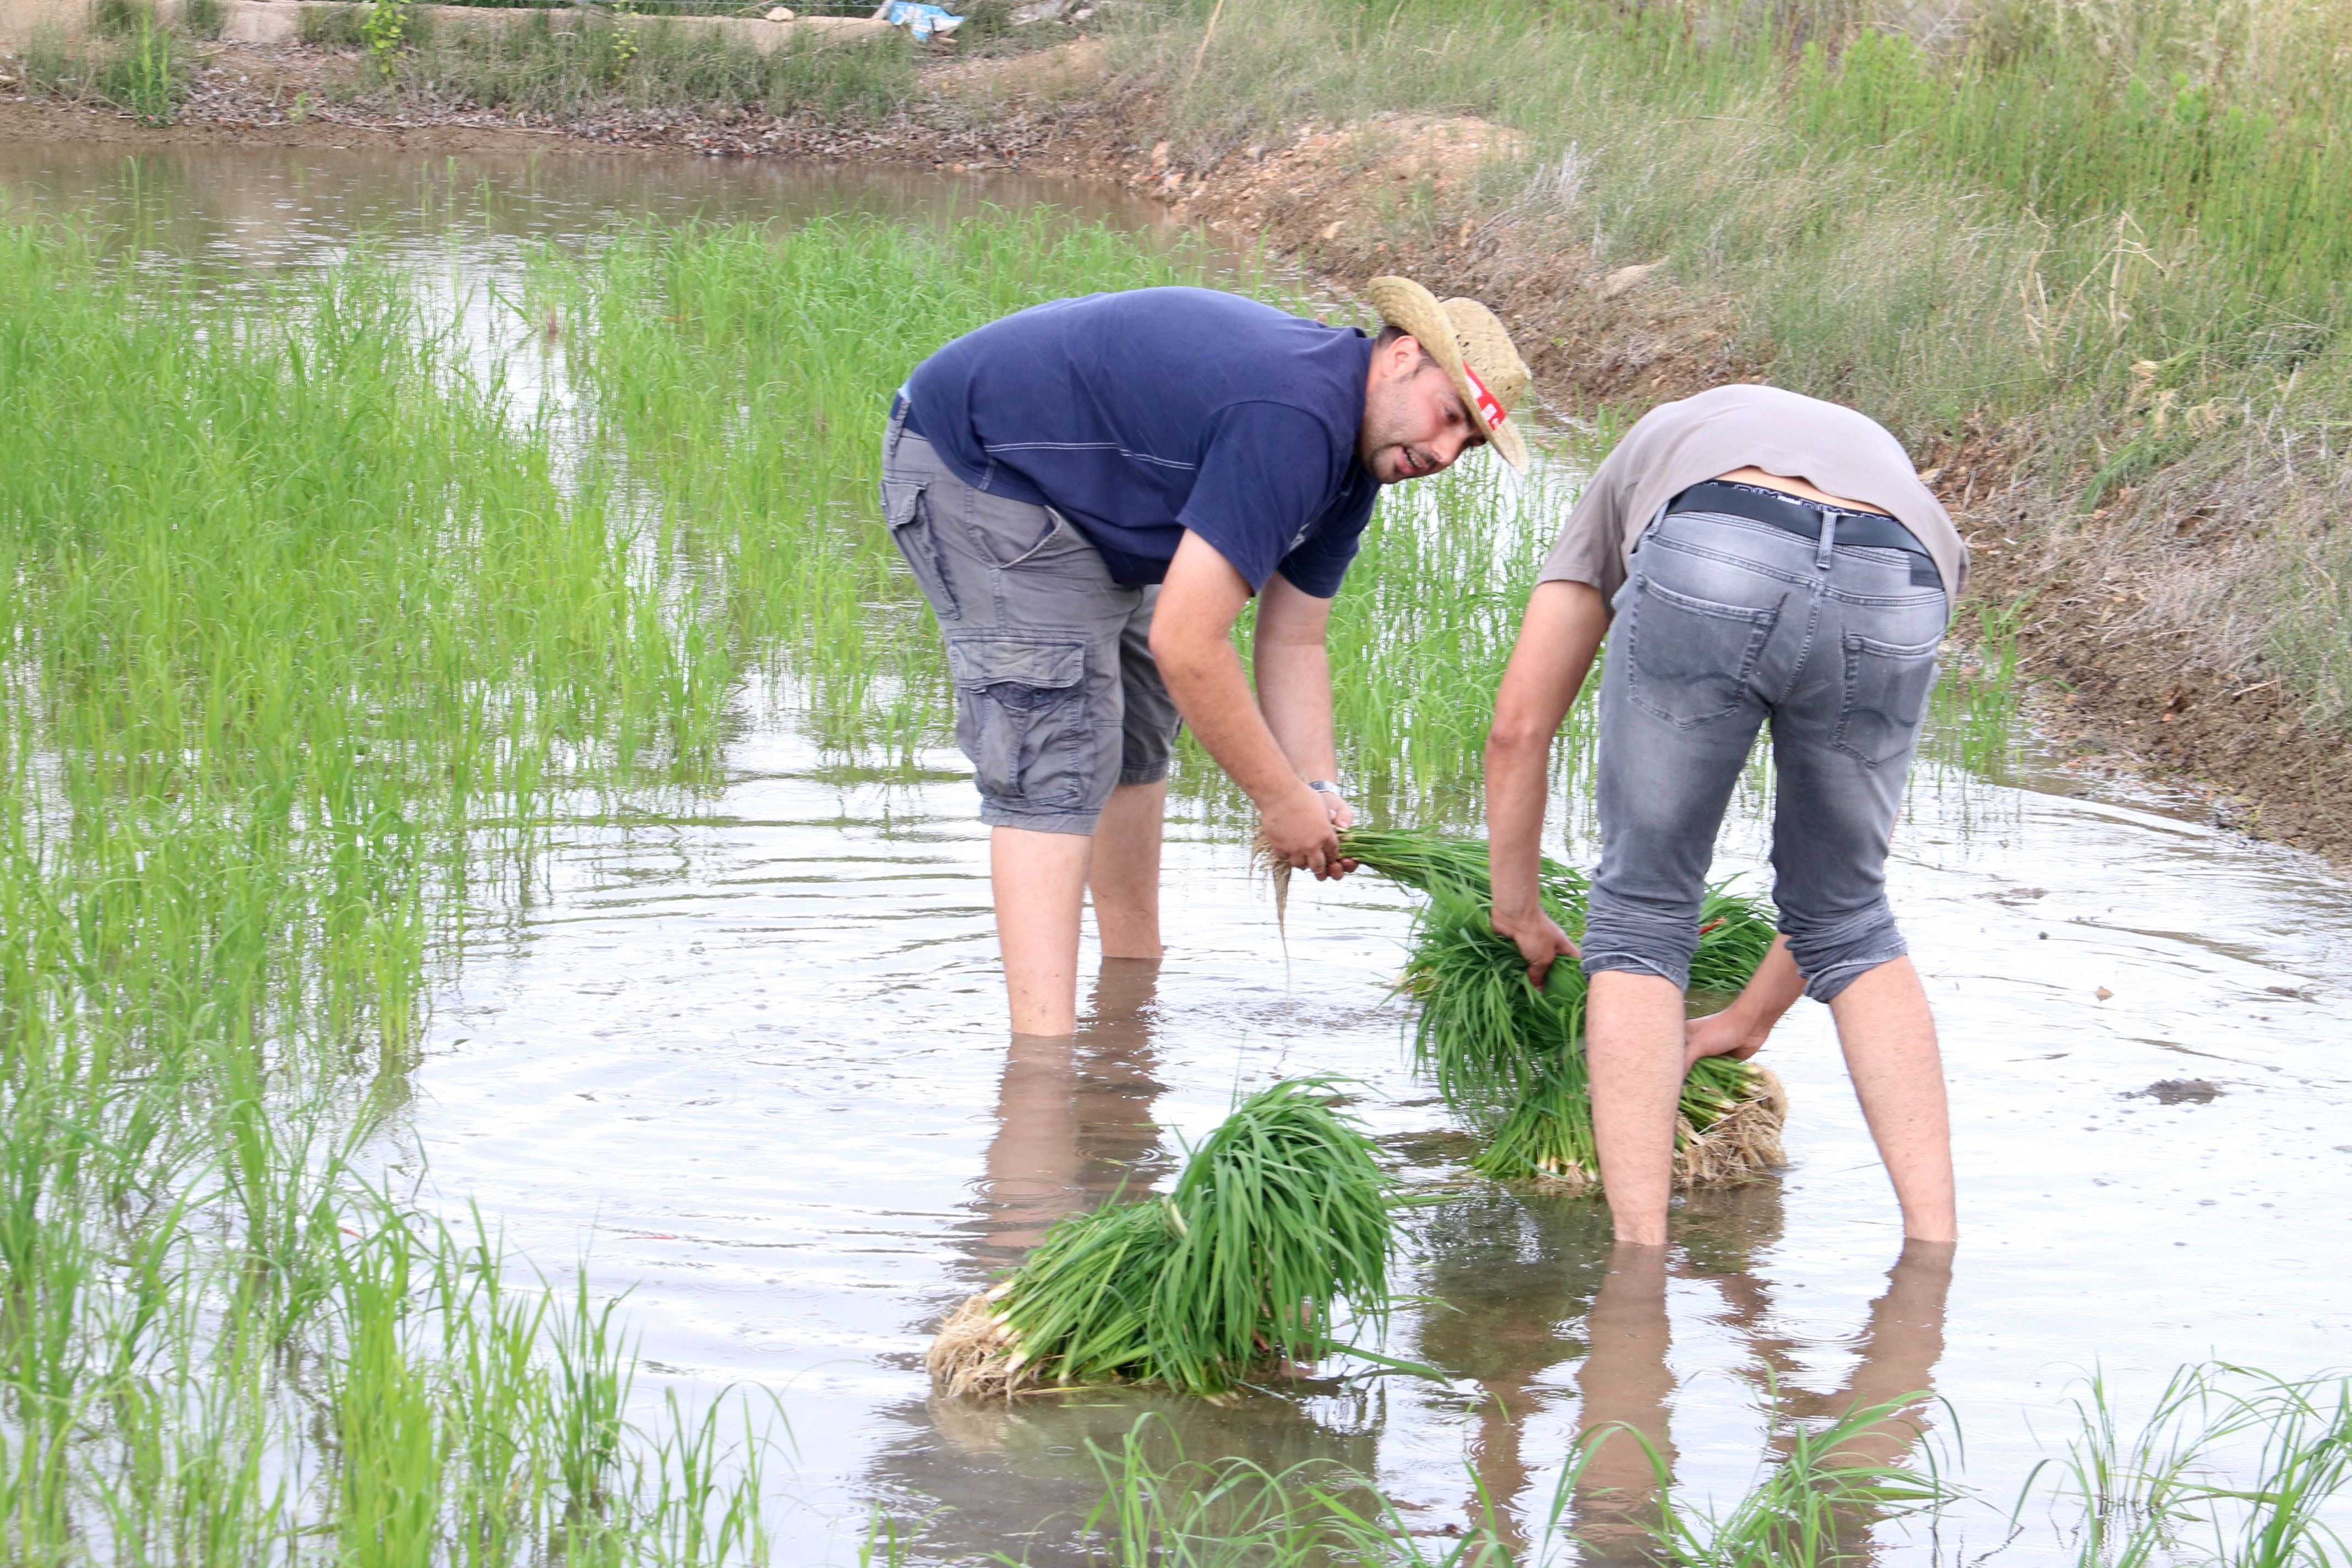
left=1588, top=971, right=1689, bottom=1246
left=1828, top=958, right=1957, bottom=1242
left=992, top=826, right=1093, bottom=1036
left=1088, top=780, right=1166, bottom=960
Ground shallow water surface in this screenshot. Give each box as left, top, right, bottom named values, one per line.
left=404, top=709, right=2352, bottom=1562
left=14, top=142, right=2351, bottom=1564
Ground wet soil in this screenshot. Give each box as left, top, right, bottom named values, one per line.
left=5, top=35, right=2347, bottom=861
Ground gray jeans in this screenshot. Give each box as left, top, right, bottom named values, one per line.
left=1582, top=508, right=1946, bottom=1003
left=881, top=406, right=1179, bottom=835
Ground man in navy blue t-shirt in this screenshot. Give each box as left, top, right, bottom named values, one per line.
left=882, top=277, right=1533, bottom=1035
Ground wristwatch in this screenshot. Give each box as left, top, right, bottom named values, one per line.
left=1305, top=780, right=1344, bottom=799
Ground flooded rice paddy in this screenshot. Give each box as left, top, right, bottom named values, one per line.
left=7, top=144, right=2351, bottom=1565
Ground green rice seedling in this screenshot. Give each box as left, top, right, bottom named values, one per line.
left=2039, top=1367, right=2217, bottom=1568
left=1689, top=886, right=1779, bottom=1001
left=1471, top=1043, right=1781, bottom=1190
left=927, top=1079, right=1395, bottom=1398
left=2190, top=1370, right=2352, bottom=1568
left=0, top=208, right=793, bottom=1563
left=1396, top=891, right=1584, bottom=1120
left=1078, top=1418, right=1352, bottom=1568
left=1333, top=826, right=1587, bottom=912
left=1647, top=1385, right=1960, bottom=1568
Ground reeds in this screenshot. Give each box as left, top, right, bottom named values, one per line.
left=927, top=1079, right=1396, bottom=1398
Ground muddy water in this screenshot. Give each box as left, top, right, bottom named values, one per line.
left=13, top=144, right=2352, bottom=1565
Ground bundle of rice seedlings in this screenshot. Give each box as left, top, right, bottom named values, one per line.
left=1339, top=828, right=1786, bottom=1189
left=1470, top=1035, right=1787, bottom=1189
left=927, top=1078, right=1395, bottom=1399
left=1253, top=826, right=1582, bottom=934
left=1395, top=889, right=1583, bottom=1119
left=1331, top=827, right=1588, bottom=911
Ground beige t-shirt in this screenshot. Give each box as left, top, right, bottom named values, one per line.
left=1537, top=384, right=1967, bottom=612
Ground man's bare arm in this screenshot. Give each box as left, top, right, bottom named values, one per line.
left=1152, top=531, right=1344, bottom=875
left=1253, top=571, right=1352, bottom=827
left=1485, top=580, right=1609, bottom=981
left=1685, top=934, right=1805, bottom=1066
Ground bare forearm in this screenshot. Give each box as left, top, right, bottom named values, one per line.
left=1729, top=936, right=1806, bottom=1036
left=1485, top=729, right=1552, bottom=921
left=1485, top=580, right=1609, bottom=918
left=1152, top=536, right=1343, bottom=875
left=1157, top=638, right=1305, bottom=809
left=1254, top=638, right=1337, bottom=782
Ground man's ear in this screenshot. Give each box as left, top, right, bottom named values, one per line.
left=1374, top=332, right=1420, bottom=382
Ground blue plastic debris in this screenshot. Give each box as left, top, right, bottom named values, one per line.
left=876, top=1, right=965, bottom=37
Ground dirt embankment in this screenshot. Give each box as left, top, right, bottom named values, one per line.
left=6, top=35, right=2345, bottom=859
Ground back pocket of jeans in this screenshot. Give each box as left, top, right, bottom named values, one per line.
left=947, top=634, right=1090, bottom=811
left=1625, top=574, right=1777, bottom=727
left=1834, top=632, right=1941, bottom=766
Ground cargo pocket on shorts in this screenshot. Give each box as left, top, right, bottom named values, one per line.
left=1834, top=633, right=1941, bottom=766
left=946, top=634, right=1090, bottom=812
left=1625, top=573, right=1778, bottom=727
left=882, top=477, right=959, bottom=621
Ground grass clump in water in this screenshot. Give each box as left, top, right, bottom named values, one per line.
left=927, top=1078, right=1396, bottom=1398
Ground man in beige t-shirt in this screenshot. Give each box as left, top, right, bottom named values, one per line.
left=1485, top=384, right=1965, bottom=1246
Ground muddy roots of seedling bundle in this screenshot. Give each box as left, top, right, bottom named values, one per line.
left=926, top=1078, right=1395, bottom=1400
left=1474, top=1048, right=1788, bottom=1190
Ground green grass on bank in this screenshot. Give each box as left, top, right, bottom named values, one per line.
left=357, top=13, right=922, bottom=119
left=18, top=15, right=188, bottom=124
left=1053, top=0, right=2352, bottom=726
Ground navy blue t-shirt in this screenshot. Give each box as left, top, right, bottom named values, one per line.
left=902, top=287, right=1379, bottom=596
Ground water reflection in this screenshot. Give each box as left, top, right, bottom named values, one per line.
left=870, top=957, right=1388, bottom=1562
left=1406, top=1179, right=1949, bottom=1563
left=966, top=959, right=1175, bottom=1273
left=1571, top=1236, right=1951, bottom=1565
left=0, top=144, right=1170, bottom=278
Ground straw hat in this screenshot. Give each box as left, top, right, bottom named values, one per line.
left=1365, top=275, right=1532, bottom=471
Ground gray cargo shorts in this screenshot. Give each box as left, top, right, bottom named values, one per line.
left=1582, top=508, right=1947, bottom=1004
left=880, top=403, right=1180, bottom=835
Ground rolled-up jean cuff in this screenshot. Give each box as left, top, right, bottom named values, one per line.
left=979, top=802, right=1102, bottom=836
left=1799, top=946, right=1907, bottom=1004
left=1580, top=950, right=1690, bottom=989
left=1118, top=764, right=1169, bottom=786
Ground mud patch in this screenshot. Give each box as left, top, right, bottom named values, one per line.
left=2127, top=1079, right=2224, bottom=1105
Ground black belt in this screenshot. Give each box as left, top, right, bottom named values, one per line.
left=1665, top=480, right=1940, bottom=588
